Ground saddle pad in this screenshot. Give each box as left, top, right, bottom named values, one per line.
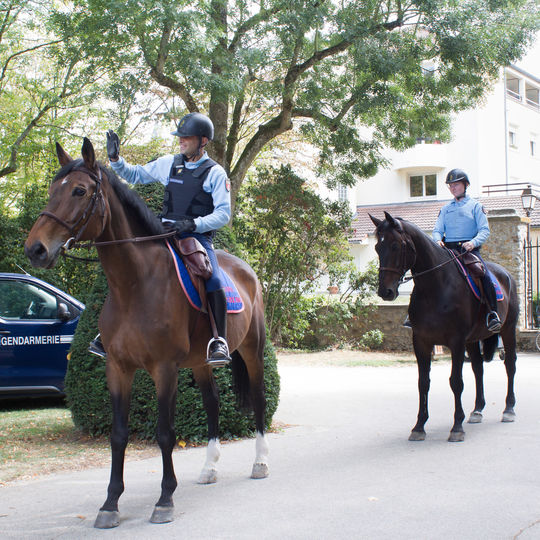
left=454, top=256, right=504, bottom=302
left=167, top=241, right=244, bottom=313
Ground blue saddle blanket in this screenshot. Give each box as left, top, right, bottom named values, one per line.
left=167, top=241, right=244, bottom=313
left=454, top=256, right=504, bottom=302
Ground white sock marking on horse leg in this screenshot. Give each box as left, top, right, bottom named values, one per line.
left=198, top=438, right=220, bottom=484
left=251, top=432, right=269, bottom=479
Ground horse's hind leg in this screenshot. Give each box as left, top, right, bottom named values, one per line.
left=500, top=328, right=517, bottom=422
left=237, top=320, right=269, bottom=478
left=150, top=365, right=179, bottom=524
left=94, top=364, right=135, bottom=529
left=466, top=342, right=485, bottom=424
left=192, top=366, right=221, bottom=484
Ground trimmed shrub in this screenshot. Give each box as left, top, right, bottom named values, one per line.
left=66, top=268, right=280, bottom=441
left=359, top=329, right=384, bottom=350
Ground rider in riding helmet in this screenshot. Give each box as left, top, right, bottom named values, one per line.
left=432, top=168, right=502, bottom=333
left=90, top=112, right=232, bottom=366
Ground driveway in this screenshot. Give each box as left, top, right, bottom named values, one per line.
left=1, top=353, right=540, bottom=539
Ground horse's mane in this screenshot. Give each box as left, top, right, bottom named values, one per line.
left=53, top=159, right=165, bottom=236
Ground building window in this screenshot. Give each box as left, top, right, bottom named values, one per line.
left=509, top=130, right=518, bottom=149
left=506, top=75, right=521, bottom=101
left=410, top=174, right=437, bottom=198
left=337, top=183, right=348, bottom=203
left=532, top=140, right=537, bottom=157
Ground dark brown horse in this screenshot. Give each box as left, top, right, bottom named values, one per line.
left=370, top=212, right=519, bottom=442
left=24, top=138, right=269, bottom=528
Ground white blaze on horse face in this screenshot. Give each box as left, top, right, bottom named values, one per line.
left=61, top=176, right=71, bottom=185
left=198, top=438, right=220, bottom=484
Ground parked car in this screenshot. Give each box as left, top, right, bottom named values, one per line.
left=0, top=273, right=85, bottom=398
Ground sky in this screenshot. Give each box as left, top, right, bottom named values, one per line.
left=515, top=34, right=540, bottom=75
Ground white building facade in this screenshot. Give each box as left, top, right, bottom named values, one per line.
left=349, top=64, right=540, bottom=274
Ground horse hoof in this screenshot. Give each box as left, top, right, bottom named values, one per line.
left=408, top=430, right=426, bottom=441
left=198, top=468, right=218, bottom=484
left=468, top=411, right=483, bottom=424
left=448, top=431, right=465, bottom=442
left=150, top=505, right=174, bottom=524
left=251, top=462, right=269, bottom=479
left=94, top=510, right=120, bottom=529
left=502, top=411, right=516, bottom=423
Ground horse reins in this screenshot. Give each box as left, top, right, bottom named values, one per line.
left=379, top=232, right=467, bottom=284
left=38, top=165, right=176, bottom=263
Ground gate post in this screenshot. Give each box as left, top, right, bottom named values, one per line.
left=482, top=208, right=529, bottom=330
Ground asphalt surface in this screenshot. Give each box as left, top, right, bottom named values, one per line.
left=2, top=353, right=540, bottom=539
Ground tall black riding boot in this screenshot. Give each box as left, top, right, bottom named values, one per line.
left=481, top=274, right=501, bottom=333
left=206, top=289, right=231, bottom=367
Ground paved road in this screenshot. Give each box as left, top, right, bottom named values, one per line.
left=2, top=354, right=540, bottom=539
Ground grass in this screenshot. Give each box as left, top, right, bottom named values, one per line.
left=0, top=398, right=159, bottom=485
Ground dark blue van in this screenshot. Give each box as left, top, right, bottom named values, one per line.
left=0, top=273, right=85, bottom=398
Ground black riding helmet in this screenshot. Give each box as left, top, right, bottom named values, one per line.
left=446, top=168, right=470, bottom=186
left=171, top=112, right=214, bottom=140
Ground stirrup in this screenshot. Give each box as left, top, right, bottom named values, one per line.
left=206, top=337, right=232, bottom=367
left=486, top=312, right=501, bottom=333
left=88, top=336, right=107, bottom=359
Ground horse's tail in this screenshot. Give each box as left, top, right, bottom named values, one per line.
left=231, top=350, right=251, bottom=410
left=482, top=333, right=499, bottom=362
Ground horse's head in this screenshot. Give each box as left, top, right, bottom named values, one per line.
left=370, top=211, right=416, bottom=301
left=25, top=138, right=108, bottom=268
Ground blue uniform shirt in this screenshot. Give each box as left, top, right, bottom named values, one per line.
left=432, top=195, right=490, bottom=248
left=110, top=152, right=231, bottom=233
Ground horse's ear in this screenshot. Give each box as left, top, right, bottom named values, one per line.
left=55, top=142, right=73, bottom=166
left=384, top=211, right=403, bottom=231
left=81, top=137, right=97, bottom=172
left=369, top=214, right=382, bottom=228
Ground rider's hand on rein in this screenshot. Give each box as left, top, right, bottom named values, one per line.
left=170, top=219, right=196, bottom=236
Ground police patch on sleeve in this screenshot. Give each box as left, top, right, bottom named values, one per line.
left=225, top=178, right=231, bottom=192
left=482, top=205, right=487, bottom=214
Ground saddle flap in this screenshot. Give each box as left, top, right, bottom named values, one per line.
left=461, top=252, right=486, bottom=279
left=175, top=237, right=213, bottom=281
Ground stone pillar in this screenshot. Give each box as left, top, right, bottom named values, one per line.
left=483, top=208, right=528, bottom=330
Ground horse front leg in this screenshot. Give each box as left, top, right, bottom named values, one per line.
left=448, top=344, right=466, bottom=442
left=466, top=342, right=485, bottom=424
left=94, top=364, right=135, bottom=529
left=500, top=329, right=517, bottom=422
left=150, top=366, right=179, bottom=524
left=409, top=334, right=432, bottom=441
left=192, top=366, right=221, bottom=484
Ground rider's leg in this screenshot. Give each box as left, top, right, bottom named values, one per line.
left=481, top=273, right=501, bottom=332
left=195, top=233, right=231, bottom=365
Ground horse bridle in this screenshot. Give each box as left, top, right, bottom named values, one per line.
left=39, top=166, right=106, bottom=253
left=38, top=165, right=176, bottom=261
left=378, top=231, right=417, bottom=283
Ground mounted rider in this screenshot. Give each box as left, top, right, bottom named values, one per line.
left=432, top=168, right=502, bottom=333
left=90, top=112, right=232, bottom=366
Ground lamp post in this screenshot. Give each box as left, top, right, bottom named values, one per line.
left=521, top=186, right=536, bottom=327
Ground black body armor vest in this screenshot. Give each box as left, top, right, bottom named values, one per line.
left=162, top=154, right=216, bottom=220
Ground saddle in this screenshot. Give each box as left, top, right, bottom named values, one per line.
left=171, top=237, right=212, bottom=307
left=460, top=251, right=485, bottom=279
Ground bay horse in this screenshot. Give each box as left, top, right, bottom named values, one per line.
left=370, top=212, right=519, bottom=442
left=24, top=138, right=269, bottom=528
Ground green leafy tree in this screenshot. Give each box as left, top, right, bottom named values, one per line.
left=52, top=0, right=538, bottom=207
left=234, top=164, right=352, bottom=341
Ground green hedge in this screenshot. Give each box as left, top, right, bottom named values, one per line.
left=65, top=267, right=280, bottom=441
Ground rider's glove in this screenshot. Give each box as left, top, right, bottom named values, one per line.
left=106, top=130, right=120, bottom=161
left=171, top=219, right=196, bottom=236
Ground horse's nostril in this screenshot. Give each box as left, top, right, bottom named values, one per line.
left=25, top=241, right=48, bottom=264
